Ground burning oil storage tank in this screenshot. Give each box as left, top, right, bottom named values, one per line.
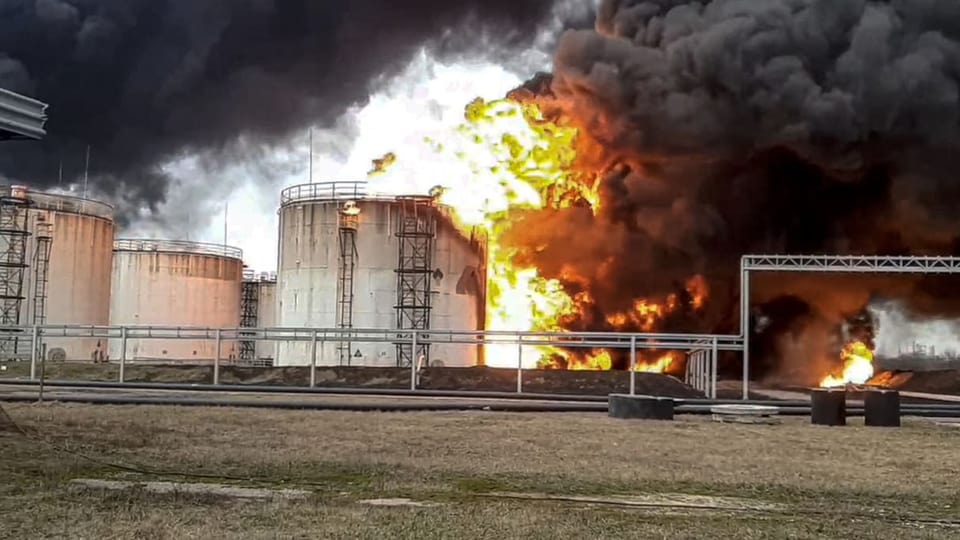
left=275, top=182, right=486, bottom=367
left=0, top=185, right=115, bottom=361
left=108, top=239, right=243, bottom=362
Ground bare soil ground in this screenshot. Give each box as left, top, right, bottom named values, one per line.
left=2, top=403, right=959, bottom=539
left=894, top=370, right=960, bottom=395
left=0, top=361, right=705, bottom=397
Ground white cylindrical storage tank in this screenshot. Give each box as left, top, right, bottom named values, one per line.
left=275, top=182, right=486, bottom=367
left=109, top=239, right=243, bottom=362
left=10, top=187, right=116, bottom=361
left=256, top=280, right=277, bottom=360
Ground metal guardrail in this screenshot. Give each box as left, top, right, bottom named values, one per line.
left=281, top=182, right=370, bottom=205
left=27, top=189, right=113, bottom=220
left=243, top=269, right=277, bottom=282
left=0, top=186, right=114, bottom=220
left=0, top=324, right=742, bottom=394
left=113, top=239, right=243, bottom=260
left=3, top=324, right=743, bottom=349
left=280, top=181, right=435, bottom=207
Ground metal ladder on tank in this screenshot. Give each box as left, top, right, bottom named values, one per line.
left=336, top=208, right=359, bottom=365
left=394, top=197, right=436, bottom=368
left=30, top=217, right=52, bottom=363
left=0, top=194, right=30, bottom=360
left=239, top=280, right=259, bottom=362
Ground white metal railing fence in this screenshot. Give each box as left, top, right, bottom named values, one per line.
left=685, top=348, right=718, bottom=399
left=0, top=324, right=742, bottom=397
left=281, top=182, right=372, bottom=205
left=113, top=239, right=243, bottom=260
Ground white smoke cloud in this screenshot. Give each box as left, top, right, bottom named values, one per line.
left=871, top=302, right=960, bottom=358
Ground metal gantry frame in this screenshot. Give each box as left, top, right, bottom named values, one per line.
left=739, top=254, right=960, bottom=399
left=394, top=197, right=436, bottom=368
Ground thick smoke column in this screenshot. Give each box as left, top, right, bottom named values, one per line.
left=505, top=0, right=960, bottom=379
left=0, top=0, right=562, bottom=221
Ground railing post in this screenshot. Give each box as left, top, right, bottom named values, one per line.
left=213, top=328, right=221, bottom=385
left=119, top=326, right=127, bottom=383
left=629, top=335, right=637, bottom=396
left=698, top=352, right=705, bottom=393
left=38, top=333, right=46, bottom=403
left=29, top=325, right=38, bottom=381
left=309, top=329, right=318, bottom=388
left=516, top=336, right=523, bottom=394
left=741, top=260, right=750, bottom=400
left=701, top=351, right=708, bottom=393
left=410, top=331, right=418, bottom=391
left=319, top=330, right=325, bottom=370
left=711, top=337, right=719, bottom=400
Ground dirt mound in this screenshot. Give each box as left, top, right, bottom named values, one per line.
left=419, top=367, right=704, bottom=398
left=2, top=361, right=705, bottom=398
left=157, top=365, right=704, bottom=397
left=888, top=370, right=960, bottom=396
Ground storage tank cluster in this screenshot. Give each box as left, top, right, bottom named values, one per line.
left=0, top=185, right=244, bottom=363
left=0, top=180, right=487, bottom=368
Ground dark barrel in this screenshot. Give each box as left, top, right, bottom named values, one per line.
left=811, top=387, right=846, bottom=426
left=864, top=389, right=901, bottom=427
left=608, top=394, right=675, bottom=420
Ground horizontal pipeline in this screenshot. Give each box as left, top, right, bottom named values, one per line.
left=5, top=380, right=960, bottom=409
left=3, top=394, right=960, bottom=417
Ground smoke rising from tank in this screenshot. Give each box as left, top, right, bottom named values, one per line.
left=0, top=0, right=574, bottom=223
left=505, top=0, right=960, bottom=377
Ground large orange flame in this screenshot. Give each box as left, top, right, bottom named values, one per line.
left=820, top=341, right=875, bottom=387
left=378, top=96, right=708, bottom=372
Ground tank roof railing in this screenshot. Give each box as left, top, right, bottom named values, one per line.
left=280, top=181, right=434, bottom=206
left=114, top=238, right=243, bottom=260
left=243, top=269, right=277, bottom=282
left=0, top=185, right=114, bottom=220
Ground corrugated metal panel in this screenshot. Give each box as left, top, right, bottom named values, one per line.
left=0, top=88, right=48, bottom=140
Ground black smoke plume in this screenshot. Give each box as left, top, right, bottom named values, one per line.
left=505, top=0, right=960, bottom=379
left=0, top=0, right=563, bottom=222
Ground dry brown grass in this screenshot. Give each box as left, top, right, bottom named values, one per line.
left=2, top=403, right=959, bottom=539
